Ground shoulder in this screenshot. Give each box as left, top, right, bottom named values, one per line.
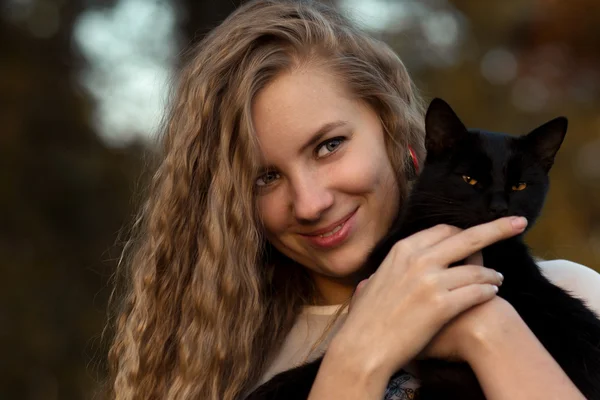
left=538, top=259, right=600, bottom=315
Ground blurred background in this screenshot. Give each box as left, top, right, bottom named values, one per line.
left=2, top=0, right=600, bottom=398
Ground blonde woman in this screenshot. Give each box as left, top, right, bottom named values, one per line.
left=107, top=1, right=600, bottom=399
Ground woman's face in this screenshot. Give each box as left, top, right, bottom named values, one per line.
left=252, top=67, right=400, bottom=304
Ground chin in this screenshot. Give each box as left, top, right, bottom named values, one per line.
left=327, top=263, right=362, bottom=278
left=323, top=252, right=368, bottom=279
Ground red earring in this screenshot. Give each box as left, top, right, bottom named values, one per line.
left=408, top=145, right=419, bottom=175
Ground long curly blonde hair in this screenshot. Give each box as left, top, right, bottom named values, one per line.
left=107, top=0, right=425, bottom=399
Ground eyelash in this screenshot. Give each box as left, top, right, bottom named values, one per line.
left=315, top=136, right=346, bottom=158
left=255, top=170, right=280, bottom=187
left=255, top=136, right=347, bottom=188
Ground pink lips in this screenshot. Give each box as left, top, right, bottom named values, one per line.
left=301, top=209, right=357, bottom=249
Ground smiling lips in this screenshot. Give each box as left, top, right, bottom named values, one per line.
left=319, top=223, right=344, bottom=238
left=301, top=209, right=357, bottom=249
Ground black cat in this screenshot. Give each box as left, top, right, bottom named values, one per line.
left=247, top=98, right=600, bottom=400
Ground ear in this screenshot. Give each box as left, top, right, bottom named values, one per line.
left=425, top=98, right=469, bottom=157
left=523, top=117, right=568, bottom=172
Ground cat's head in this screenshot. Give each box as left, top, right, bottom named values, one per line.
left=409, top=98, right=567, bottom=230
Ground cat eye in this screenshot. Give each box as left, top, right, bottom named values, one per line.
left=512, top=182, right=527, bottom=191
left=462, top=175, right=478, bottom=186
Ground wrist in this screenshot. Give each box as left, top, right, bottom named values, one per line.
left=458, top=304, right=584, bottom=400
left=458, top=299, right=521, bottom=364
left=327, top=331, right=393, bottom=381
left=309, top=335, right=391, bottom=399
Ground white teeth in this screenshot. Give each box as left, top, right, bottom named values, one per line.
left=319, top=223, right=343, bottom=238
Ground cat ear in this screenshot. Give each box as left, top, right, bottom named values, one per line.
left=523, top=117, right=568, bottom=172
left=425, top=98, right=468, bottom=157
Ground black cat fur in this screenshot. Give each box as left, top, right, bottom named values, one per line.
left=246, top=98, right=600, bottom=400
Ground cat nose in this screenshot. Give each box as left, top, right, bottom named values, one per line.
left=490, top=207, right=508, bottom=217
left=489, top=195, right=508, bottom=216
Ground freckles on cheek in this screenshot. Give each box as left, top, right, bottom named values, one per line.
left=256, top=197, right=270, bottom=220
left=256, top=195, right=286, bottom=234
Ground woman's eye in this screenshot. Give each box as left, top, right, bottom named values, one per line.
left=316, top=137, right=345, bottom=158
left=255, top=171, right=280, bottom=187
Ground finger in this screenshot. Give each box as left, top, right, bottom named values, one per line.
left=441, top=265, right=503, bottom=291
left=465, top=251, right=484, bottom=267
left=398, top=224, right=462, bottom=252
left=429, top=217, right=527, bottom=266
left=442, top=283, right=499, bottom=318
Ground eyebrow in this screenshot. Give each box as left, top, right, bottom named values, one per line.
left=299, top=120, right=348, bottom=155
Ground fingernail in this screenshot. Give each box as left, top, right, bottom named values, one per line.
left=511, top=216, right=528, bottom=230
left=497, top=272, right=504, bottom=282
left=492, top=285, right=499, bottom=293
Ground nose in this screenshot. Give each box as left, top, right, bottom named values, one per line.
left=291, top=171, right=334, bottom=223
left=489, top=192, right=508, bottom=217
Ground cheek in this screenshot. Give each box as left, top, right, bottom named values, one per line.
left=256, top=192, right=288, bottom=236
left=510, top=188, right=544, bottom=212
left=331, top=151, right=393, bottom=195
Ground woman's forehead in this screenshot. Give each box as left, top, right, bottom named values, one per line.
left=251, top=69, right=358, bottom=156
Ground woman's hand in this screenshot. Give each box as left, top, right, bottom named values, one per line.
left=332, top=216, right=527, bottom=380
left=312, top=216, right=584, bottom=400
left=419, top=295, right=514, bottom=362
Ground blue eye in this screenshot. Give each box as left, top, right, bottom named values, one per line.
left=316, top=137, right=345, bottom=157
left=255, top=170, right=280, bottom=187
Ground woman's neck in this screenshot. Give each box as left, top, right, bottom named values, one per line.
left=310, top=273, right=356, bottom=305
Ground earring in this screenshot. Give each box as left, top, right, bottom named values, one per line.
left=408, top=145, right=419, bottom=179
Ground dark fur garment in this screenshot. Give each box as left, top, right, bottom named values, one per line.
left=246, top=99, right=600, bottom=400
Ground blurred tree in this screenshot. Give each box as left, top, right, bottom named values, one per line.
left=388, top=0, right=600, bottom=270
left=179, top=0, right=240, bottom=44
left=1, top=0, right=146, bottom=398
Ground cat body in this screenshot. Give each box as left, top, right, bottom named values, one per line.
left=246, top=99, right=600, bottom=400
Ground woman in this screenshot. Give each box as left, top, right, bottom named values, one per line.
left=107, top=0, right=600, bottom=399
